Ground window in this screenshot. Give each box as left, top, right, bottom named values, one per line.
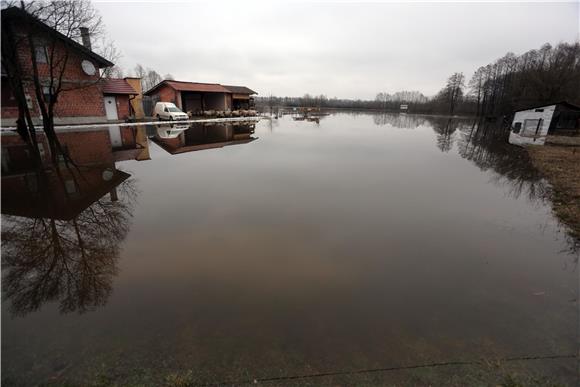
left=35, top=43, right=48, bottom=63
left=1, top=82, right=17, bottom=107
left=512, top=122, right=522, bottom=133
left=534, top=108, right=544, bottom=112
left=42, top=86, right=52, bottom=103
left=523, top=119, right=542, bottom=136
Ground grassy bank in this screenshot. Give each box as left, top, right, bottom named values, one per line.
left=526, top=141, right=580, bottom=241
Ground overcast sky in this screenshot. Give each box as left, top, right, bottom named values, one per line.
left=95, top=1, right=579, bottom=99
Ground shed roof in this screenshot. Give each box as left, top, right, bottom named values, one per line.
left=223, top=85, right=257, bottom=95
left=102, top=78, right=137, bottom=95
left=145, top=80, right=230, bottom=95
left=1, top=7, right=113, bottom=68
left=514, top=101, right=580, bottom=113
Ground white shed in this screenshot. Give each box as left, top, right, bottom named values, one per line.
left=508, top=101, right=580, bottom=146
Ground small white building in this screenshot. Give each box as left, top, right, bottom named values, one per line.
left=508, top=101, right=580, bottom=146
left=400, top=104, right=409, bottom=112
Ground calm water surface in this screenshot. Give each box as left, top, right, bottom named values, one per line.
left=2, top=113, right=578, bottom=385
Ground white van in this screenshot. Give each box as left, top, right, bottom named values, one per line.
left=153, top=102, right=188, bottom=121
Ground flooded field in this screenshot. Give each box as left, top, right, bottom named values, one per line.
left=2, top=113, right=578, bottom=386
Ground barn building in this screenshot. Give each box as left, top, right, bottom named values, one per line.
left=508, top=101, right=580, bottom=146
left=143, top=80, right=257, bottom=117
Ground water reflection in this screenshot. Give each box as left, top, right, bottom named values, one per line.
left=1, top=127, right=145, bottom=315
left=151, top=122, right=257, bottom=154
left=373, top=113, right=430, bottom=128
left=1, top=113, right=578, bottom=385
left=456, top=120, right=548, bottom=200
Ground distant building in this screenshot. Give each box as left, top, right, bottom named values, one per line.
left=143, top=80, right=257, bottom=116
left=508, top=101, right=580, bottom=146
left=400, top=104, right=408, bottom=112
left=1, top=7, right=119, bottom=126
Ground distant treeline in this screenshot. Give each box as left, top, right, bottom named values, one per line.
left=256, top=41, right=580, bottom=117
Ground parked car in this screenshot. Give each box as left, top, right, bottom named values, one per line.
left=153, top=102, right=188, bottom=121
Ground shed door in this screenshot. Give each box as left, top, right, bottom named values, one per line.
left=104, top=96, right=118, bottom=120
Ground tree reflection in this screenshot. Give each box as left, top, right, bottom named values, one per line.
left=1, top=170, right=137, bottom=316
left=432, top=118, right=460, bottom=152
left=372, top=113, right=428, bottom=129
left=455, top=120, right=548, bottom=201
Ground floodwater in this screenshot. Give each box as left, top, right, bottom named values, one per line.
left=1, top=113, right=578, bottom=386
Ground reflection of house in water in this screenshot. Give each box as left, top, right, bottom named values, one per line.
left=1, top=128, right=144, bottom=315
left=1, top=126, right=149, bottom=220
left=151, top=122, right=257, bottom=155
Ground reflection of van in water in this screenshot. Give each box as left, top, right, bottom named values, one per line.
left=154, top=102, right=188, bottom=121
left=156, top=123, right=189, bottom=139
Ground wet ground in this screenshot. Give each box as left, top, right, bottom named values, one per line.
left=1, top=113, right=578, bottom=386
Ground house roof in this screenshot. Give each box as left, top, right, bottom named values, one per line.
left=514, top=101, right=580, bottom=113
left=144, top=80, right=231, bottom=95
left=223, top=85, right=257, bottom=95
left=102, top=78, right=137, bottom=95
left=1, top=7, right=113, bottom=68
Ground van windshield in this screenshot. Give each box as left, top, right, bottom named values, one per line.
left=167, top=107, right=182, bottom=113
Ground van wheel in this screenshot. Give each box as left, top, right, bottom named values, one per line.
left=169, top=116, right=173, bottom=121
left=156, top=114, right=160, bottom=120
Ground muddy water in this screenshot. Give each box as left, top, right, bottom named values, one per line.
left=2, top=113, right=578, bottom=385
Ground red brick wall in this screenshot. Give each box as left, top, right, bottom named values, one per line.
left=154, top=86, right=177, bottom=105
left=1, top=20, right=107, bottom=122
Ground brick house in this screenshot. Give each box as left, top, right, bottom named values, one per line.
left=0, top=7, right=139, bottom=126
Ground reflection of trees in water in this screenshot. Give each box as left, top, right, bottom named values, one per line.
left=456, top=120, right=547, bottom=202
left=1, top=173, right=137, bottom=316
left=372, top=113, right=429, bottom=129
left=431, top=118, right=464, bottom=153
left=451, top=120, right=579, bottom=254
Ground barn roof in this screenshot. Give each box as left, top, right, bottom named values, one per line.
left=144, top=80, right=230, bottom=95
left=514, top=101, right=580, bottom=113
left=1, top=7, right=113, bottom=68
left=223, top=85, right=257, bottom=95
left=102, top=78, right=137, bottom=95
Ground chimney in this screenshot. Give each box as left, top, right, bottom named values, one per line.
left=79, top=27, right=91, bottom=50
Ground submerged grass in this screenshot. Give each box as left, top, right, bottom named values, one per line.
left=526, top=143, right=580, bottom=242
